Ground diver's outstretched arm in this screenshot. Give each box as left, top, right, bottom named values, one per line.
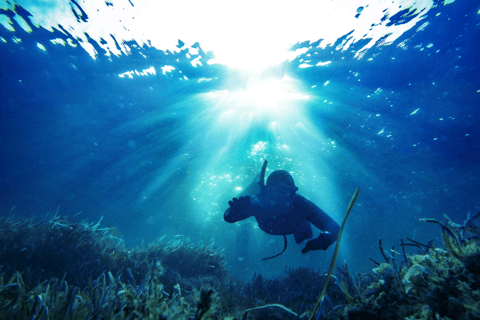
left=224, top=196, right=256, bottom=223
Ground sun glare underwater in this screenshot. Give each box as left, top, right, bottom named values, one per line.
left=1, top=0, right=480, bottom=317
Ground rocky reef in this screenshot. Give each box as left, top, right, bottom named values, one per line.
left=0, top=210, right=479, bottom=319
left=325, top=211, right=480, bottom=320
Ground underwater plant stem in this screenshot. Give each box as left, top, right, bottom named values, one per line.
left=241, top=304, right=298, bottom=320
left=419, top=218, right=460, bottom=245
left=308, top=188, right=360, bottom=320
left=400, top=239, right=409, bottom=268
left=379, top=239, right=390, bottom=263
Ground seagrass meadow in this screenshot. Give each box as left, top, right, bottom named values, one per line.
left=1, top=210, right=479, bottom=320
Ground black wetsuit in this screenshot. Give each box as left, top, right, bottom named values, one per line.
left=224, top=193, right=340, bottom=252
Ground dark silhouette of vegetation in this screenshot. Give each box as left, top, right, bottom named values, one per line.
left=1, top=210, right=479, bottom=319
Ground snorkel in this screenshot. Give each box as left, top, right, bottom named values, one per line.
left=258, top=159, right=268, bottom=195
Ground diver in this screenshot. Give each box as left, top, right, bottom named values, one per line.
left=224, top=160, right=340, bottom=259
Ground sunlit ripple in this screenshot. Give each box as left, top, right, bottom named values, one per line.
left=1, top=0, right=435, bottom=70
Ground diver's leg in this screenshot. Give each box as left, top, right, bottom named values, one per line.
left=294, top=220, right=313, bottom=244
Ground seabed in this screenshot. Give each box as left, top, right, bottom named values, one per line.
left=0, top=210, right=479, bottom=319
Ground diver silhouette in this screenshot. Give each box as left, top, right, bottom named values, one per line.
left=224, top=160, right=340, bottom=259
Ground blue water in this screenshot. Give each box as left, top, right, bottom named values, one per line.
left=1, top=1, right=479, bottom=280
